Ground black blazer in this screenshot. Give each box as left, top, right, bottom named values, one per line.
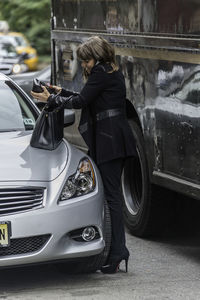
left=48, top=63, right=136, bottom=164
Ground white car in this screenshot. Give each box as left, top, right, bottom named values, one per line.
left=0, top=73, right=111, bottom=273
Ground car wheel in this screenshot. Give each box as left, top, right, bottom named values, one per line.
left=57, top=200, right=111, bottom=274
left=122, top=120, right=172, bottom=237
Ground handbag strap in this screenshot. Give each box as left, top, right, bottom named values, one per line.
left=43, top=103, right=62, bottom=113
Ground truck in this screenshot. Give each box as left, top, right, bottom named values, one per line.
left=51, top=0, right=200, bottom=237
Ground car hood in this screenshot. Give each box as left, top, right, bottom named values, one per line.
left=16, top=46, right=36, bottom=55
left=0, top=131, right=68, bottom=182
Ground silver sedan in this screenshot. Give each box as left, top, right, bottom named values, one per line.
left=0, top=73, right=111, bottom=273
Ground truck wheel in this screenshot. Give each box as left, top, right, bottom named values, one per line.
left=57, top=200, right=111, bottom=274
left=122, top=120, right=170, bottom=237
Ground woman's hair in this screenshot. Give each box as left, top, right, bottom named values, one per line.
left=76, top=36, right=118, bottom=73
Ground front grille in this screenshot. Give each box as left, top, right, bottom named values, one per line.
left=0, top=187, right=45, bottom=216
left=0, top=234, right=51, bottom=257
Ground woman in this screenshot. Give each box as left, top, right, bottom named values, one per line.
left=31, top=36, right=136, bottom=274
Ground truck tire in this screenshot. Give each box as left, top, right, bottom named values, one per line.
left=57, top=200, right=111, bottom=274
left=122, top=120, right=170, bottom=237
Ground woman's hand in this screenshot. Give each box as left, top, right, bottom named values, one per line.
left=31, top=86, right=50, bottom=102
left=49, top=85, right=62, bottom=93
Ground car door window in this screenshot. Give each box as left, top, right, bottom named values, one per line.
left=0, top=80, right=37, bottom=132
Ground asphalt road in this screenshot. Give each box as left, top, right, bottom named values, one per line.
left=1, top=198, right=200, bottom=300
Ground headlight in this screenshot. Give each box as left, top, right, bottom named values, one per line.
left=12, top=63, right=28, bottom=74
left=59, top=158, right=96, bottom=201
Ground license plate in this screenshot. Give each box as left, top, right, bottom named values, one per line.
left=0, top=221, right=11, bottom=247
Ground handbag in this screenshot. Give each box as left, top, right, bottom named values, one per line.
left=30, top=104, right=64, bottom=150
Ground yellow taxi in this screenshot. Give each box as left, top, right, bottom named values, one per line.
left=0, top=32, right=38, bottom=70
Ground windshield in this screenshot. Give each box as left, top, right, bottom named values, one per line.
left=13, top=35, right=27, bottom=47
left=0, top=43, right=18, bottom=58
left=0, top=35, right=28, bottom=47
left=0, top=35, right=18, bottom=46
left=0, top=80, right=37, bottom=132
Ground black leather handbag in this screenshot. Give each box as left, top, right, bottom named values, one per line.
left=30, top=105, right=64, bottom=150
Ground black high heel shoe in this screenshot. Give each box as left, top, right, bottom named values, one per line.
left=101, top=250, right=130, bottom=274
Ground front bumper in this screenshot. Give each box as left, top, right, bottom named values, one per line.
left=0, top=148, right=105, bottom=268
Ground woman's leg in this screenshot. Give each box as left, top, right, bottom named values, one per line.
left=98, top=158, right=128, bottom=260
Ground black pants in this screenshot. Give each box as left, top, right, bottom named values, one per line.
left=98, top=158, right=127, bottom=258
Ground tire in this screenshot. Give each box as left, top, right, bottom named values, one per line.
left=57, top=200, right=111, bottom=274
left=122, top=120, right=172, bottom=237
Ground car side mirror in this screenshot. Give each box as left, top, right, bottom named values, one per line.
left=20, top=52, right=29, bottom=60
left=64, top=109, right=75, bottom=127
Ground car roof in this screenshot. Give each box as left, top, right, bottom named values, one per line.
left=5, top=32, right=28, bottom=42
left=8, top=32, right=24, bottom=36
left=0, top=32, right=25, bottom=37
